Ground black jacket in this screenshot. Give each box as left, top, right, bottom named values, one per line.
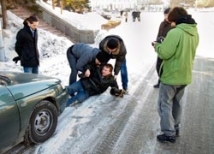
left=156, top=20, right=172, bottom=76
left=157, top=20, right=172, bottom=39
left=80, top=64, right=118, bottom=96
left=99, top=35, right=127, bottom=75
left=15, top=23, right=39, bottom=67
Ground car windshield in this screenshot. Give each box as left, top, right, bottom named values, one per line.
left=0, top=75, right=11, bottom=85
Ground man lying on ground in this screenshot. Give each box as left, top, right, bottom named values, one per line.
left=66, top=63, right=125, bottom=107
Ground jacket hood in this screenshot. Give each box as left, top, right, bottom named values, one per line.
left=177, top=23, right=198, bottom=36
left=176, top=15, right=198, bottom=36
left=176, top=15, right=196, bottom=25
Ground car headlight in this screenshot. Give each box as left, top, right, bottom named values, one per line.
left=56, top=84, right=64, bottom=95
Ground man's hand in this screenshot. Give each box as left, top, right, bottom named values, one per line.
left=151, top=41, right=157, bottom=47
left=78, top=71, right=85, bottom=78
left=115, top=89, right=126, bottom=98
left=114, top=75, right=118, bottom=80
left=12, top=56, right=20, bottom=63
left=84, top=69, right=91, bottom=77
left=110, top=88, right=126, bottom=98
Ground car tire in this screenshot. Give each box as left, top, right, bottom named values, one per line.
left=28, top=100, right=58, bottom=143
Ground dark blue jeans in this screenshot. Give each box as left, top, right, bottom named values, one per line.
left=67, top=47, right=78, bottom=85
left=66, top=81, right=89, bottom=107
left=23, top=66, right=39, bottom=74
left=120, top=59, right=128, bottom=90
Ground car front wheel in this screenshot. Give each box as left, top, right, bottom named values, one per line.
left=28, top=100, right=58, bottom=143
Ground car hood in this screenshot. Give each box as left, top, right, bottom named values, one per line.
left=0, top=71, right=61, bottom=100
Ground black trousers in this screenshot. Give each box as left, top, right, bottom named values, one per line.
left=156, top=57, right=163, bottom=78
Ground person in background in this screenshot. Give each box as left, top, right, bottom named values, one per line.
left=66, top=43, right=109, bottom=85
left=99, top=35, right=128, bottom=92
left=14, top=15, right=40, bottom=74
left=66, top=63, right=125, bottom=107
left=152, top=6, right=199, bottom=143
left=154, top=7, right=172, bottom=88
left=124, top=12, right=128, bottom=22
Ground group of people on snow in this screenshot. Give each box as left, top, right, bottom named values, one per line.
left=65, top=35, right=128, bottom=106
left=13, top=6, right=199, bottom=144
left=13, top=14, right=129, bottom=106
left=122, top=11, right=141, bottom=22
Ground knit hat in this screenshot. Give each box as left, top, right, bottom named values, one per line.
left=96, top=52, right=109, bottom=63
left=107, top=38, right=119, bottom=49
left=164, top=7, right=171, bottom=14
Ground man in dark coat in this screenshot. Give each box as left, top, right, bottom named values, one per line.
left=154, top=8, right=172, bottom=88
left=67, top=43, right=109, bottom=85
left=66, top=63, right=124, bottom=107
left=99, top=35, right=128, bottom=92
left=14, top=15, right=40, bottom=74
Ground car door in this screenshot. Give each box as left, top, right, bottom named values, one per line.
left=0, top=86, right=20, bottom=150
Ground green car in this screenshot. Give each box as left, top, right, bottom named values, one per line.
left=0, top=71, right=67, bottom=153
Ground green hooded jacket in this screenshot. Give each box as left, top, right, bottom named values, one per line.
left=155, top=23, right=199, bottom=85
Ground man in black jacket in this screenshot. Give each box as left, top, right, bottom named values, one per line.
left=99, top=35, right=128, bottom=92
left=153, top=8, right=172, bottom=88
left=14, top=15, right=40, bottom=74
left=66, top=43, right=109, bottom=85
left=66, top=63, right=124, bottom=107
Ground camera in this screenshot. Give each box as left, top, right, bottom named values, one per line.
left=152, top=36, right=165, bottom=46
left=156, top=36, right=164, bottom=43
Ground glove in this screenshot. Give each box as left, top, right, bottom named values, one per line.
left=110, top=87, right=126, bottom=98
left=12, top=56, right=20, bottom=63
left=116, top=89, right=126, bottom=98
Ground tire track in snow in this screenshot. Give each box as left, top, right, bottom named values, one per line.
left=88, top=97, right=138, bottom=154
left=85, top=63, right=159, bottom=154
left=111, top=63, right=161, bottom=154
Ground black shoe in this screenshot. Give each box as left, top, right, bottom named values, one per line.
left=157, top=134, right=176, bottom=143
left=153, top=83, right=159, bottom=88
left=175, top=129, right=179, bottom=137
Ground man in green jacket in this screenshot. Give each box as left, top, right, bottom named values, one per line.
left=152, top=7, right=199, bottom=143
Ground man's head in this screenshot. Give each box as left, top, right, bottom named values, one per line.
left=102, top=64, right=113, bottom=77
left=167, top=7, right=188, bottom=27
left=95, top=52, right=109, bottom=65
left=106, top=38, right=119, bottom=55
left=26, top=15, right=39, bottom=30
left=164, top=7, right=171, bottom=22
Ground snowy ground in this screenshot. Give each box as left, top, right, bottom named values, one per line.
left=1, top=6, right=214, bottom=154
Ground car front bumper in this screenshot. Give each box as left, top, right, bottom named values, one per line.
left=56, top=89, right=68, bottom=113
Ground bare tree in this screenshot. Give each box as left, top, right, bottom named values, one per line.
left=60, top=0, right=64, bottom=14
left=1, top=0, right=7, bottom=29
left=170, top=0, right=196, bottom=7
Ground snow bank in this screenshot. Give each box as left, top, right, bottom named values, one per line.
left=37, top=1, right=108, bottom=30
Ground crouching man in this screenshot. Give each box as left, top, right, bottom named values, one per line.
left=66, top=63, right=125, bottom=107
